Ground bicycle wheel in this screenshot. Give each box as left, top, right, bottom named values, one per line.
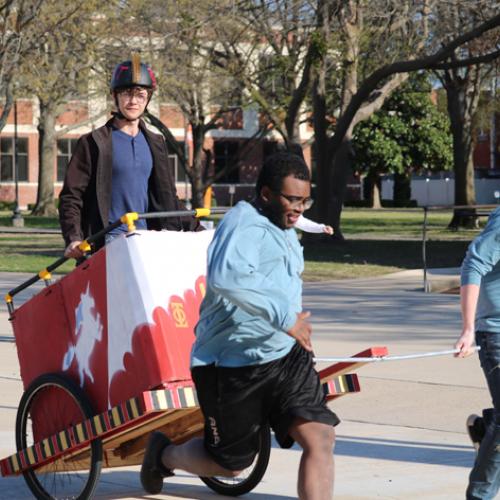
left=200, top=424, right=271, bottom=496
left=15, top=373, right=103, bottom=500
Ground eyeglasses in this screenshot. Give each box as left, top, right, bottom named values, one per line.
left=276, top=191, right=314, bottom=210
left=117, top=88, right=149, bottom=103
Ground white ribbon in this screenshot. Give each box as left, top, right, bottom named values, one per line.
left=313, top=346, right=480, bottom=363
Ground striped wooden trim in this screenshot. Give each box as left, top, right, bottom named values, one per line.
left=0, top=384, right=199, bottom=477
left=144, top=386, right=199, bottom=412
left=74, top=422, right=88, bottom=444
left=322, top=374, right=360, bottom=399
left=1, top=373, right=358, bottom=477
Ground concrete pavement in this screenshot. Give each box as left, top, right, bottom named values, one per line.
left=0, top=269, right=489, bottom=499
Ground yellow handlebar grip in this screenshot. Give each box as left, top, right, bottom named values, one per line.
left=195, top=208, right=211, bottom=218
left=121, top=212, right=139, bottom=232
left=5, top=293, right=12, bottom=304
left=38, top=269, right=52, bottom=281
left=78, top=241, right=91, bottom=253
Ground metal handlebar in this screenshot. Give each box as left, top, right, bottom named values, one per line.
left=5, top=208, right=228, bottom=314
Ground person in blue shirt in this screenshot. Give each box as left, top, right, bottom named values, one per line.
left=455, top=207, right=500, bottom=499
left=141, top=152, right=339, bottom=499
left=59, top=54, right=199, bottom=258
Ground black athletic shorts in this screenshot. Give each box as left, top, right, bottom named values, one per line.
left=191, top=343, right=340, bottom=471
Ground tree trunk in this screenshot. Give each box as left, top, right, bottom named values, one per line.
left=311, top=0, right=331, bottom=226
left=284, top=87, right=301, bottom=143
left=0, top=84, right=14, bottom=133
left=364, top=171, right=382, bottom=208
left=322, top=2, right=360, bottom=240
left=32, top=98, right=58, bottom=216
left=312, top=75, right=329, bottom=223
left=393, top=172, right=412, bottom=207
left=328, top=133, right=354, bottom=239
left=444, top=68, right=480, bottom=229
left=190, top=123, right=205, bottom=208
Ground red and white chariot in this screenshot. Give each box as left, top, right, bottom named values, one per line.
left=1, top=209, right=386, bottom=499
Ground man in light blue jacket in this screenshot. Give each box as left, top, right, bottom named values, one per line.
left=455, top=207, right=500, bottom=499
left=141, top=152, right=339, bottom=499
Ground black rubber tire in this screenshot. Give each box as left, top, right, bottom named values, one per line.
left=15, top=373, right=103, bottom=500
left=200, top=424, right=271, bottom=496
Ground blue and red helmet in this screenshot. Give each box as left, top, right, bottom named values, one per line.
left=110, top=54, right=156, bottom=92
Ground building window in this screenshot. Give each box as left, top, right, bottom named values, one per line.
left=214, top=141, right=239, bottom=183
left=171, top=141, right=187, bottom=183
left=57, top=138, right=79, bottom=181
left=0, top=137, right=28, bottom=181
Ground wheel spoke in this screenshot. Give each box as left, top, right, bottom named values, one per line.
left=16, top=374, right=102, bottom=500
left=200, top=424, right=271, bottom=496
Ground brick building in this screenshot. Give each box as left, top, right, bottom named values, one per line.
left=0, top=96, right=315, bottom=210
left=1, top=95, right=497, bottom=210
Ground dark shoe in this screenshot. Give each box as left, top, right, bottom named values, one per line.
left=466, top=414, right=486, bottom=452
left=140, top=431, right=174, bottom=494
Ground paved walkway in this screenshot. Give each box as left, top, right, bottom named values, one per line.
left=0, top=269, right=488, bottom=499
left=0, top=225, right=61, bottom=234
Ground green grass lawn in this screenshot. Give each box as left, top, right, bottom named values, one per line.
left=0, top=208, right=482, bottom=280
left=0, top=234, right=74, bottom=274
left=299, top=209, right=478, bottom=280
left=0, top=213, right=60, bottom=229
left=301, top=238, right=470, bottom=281
left=339, top=208, right=485, bottom=239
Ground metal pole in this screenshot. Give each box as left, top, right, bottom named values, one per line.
left=12, top=100, right=23, bottom=227
left=422, top=206, right=429, bottom=292
left=184, top=120, right=191, bottom=209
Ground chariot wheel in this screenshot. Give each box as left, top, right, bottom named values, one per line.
left=200, top=424, right=271, bottom=496
left=15, top=373, right=103, bottom=499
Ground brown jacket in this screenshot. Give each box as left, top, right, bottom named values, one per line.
left=59, top=118, right=200, bottom=249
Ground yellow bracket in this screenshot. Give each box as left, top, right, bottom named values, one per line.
left=38, top=269, right=52, bottom=281
left=5, top=293, right=14, bottom=315
left=78, top=241, right=91, bottom=253
left=121, top=212, right=139, bottom=232
left=194, top=208, right=211, bottom=218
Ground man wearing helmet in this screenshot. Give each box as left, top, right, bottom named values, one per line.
left=59, top=54, right=200, bottom=258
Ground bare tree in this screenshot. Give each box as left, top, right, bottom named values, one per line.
left=115, top=0, right=263, bottom=207
left=314, top=1, right=500, bottom=238
left=18, top=0, right=110, bottom=216
left=432, top=2, right=500, bottom=228
left=210, top=0, right=326, bottom=144
left=0, top=0, right=45, bottom=131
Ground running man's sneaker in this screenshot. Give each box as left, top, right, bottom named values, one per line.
left=140, top=431, right=174, bottom=494
left=466, top=414, right=486, bottom=452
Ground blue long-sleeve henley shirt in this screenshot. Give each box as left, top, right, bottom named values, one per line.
left=461, top=207, right=500, bottom=333
left=191, top=201, right=303, bottom=367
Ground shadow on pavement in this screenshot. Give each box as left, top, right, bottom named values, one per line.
left=335, top=434, right=473, bottom=467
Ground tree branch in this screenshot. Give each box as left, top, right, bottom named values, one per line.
left=0, top=80, right=14, bottom=131
left=352, top=72, right=409, bottom=127
left=432, top=48, right=500, bottom=69
left=328, top=12, right=500, bottom=156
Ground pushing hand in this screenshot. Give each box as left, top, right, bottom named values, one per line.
left=288, top=311, right=313, bottom=352
left=64, top=240, right=85, bottom=259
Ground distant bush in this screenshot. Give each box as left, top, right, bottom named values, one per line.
left=0, top=201, right=15, bottom=210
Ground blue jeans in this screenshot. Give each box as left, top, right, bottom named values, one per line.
left=467, top=331, right=500, bottom=499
